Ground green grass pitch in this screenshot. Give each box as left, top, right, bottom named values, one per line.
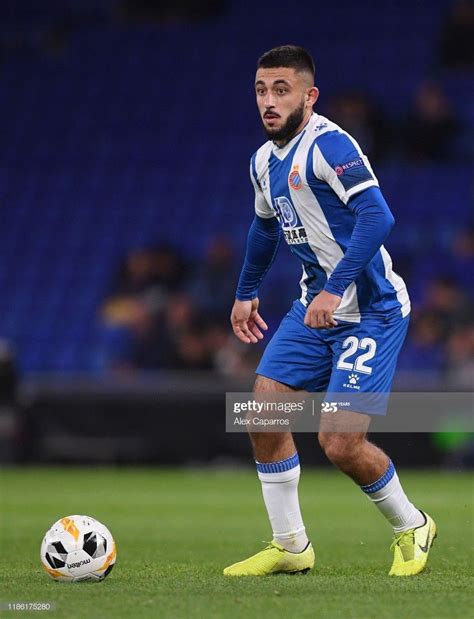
left=0, top=467, right=472, bottom=618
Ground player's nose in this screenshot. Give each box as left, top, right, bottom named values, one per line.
left=263, top=92, right=277, bottom=107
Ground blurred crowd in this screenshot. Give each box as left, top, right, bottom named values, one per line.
left=438, top=0, right=474, bottom=70
left=98, top=240, right=261, bottom=376
left=325, top=80, right=461, bottom=163
left=399, top=274, right=474, bottom=389
left=322, top=0, right=474, bottom=163
left=98, top=232, right=474, bottom=387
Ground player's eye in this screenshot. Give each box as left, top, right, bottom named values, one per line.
left=256, top=88, right=266, bottom=96
left=276, top=88, right=288, bottom=95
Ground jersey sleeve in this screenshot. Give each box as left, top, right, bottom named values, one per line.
left=250, top=154, right=275, bottom=219
left=312, top=130, right=379, bottom=205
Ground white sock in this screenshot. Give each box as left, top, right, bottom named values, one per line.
left=361, top=460, right=425, bottom=533
left=256, top=453, right=309, bottom=553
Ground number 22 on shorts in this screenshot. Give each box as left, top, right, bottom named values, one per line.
left=336, top=336, right=377, bottom=375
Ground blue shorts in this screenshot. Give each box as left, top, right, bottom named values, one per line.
left=256, top=300, right=409, bottom=415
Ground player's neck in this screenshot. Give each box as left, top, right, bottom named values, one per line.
left=274, top=110, right=314, bottom=148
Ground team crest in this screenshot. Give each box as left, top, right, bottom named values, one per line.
left=289, top=167, right=303, bottom=190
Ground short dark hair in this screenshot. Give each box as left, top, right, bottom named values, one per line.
left=257, top=45, right=315, bottom=79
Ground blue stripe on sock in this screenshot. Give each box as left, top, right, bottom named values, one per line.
left=256, top=452, right=300, bottom=474
left=360, top=460, right=395, bottom=494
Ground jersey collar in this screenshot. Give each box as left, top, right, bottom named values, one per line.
left=271, top=113, right=318, bottom=159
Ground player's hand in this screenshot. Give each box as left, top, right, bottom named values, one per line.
left=304, top=290, right=342, bottom=328
left=230, top=298, right=268, bottom=344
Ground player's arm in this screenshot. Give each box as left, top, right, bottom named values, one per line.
left=323, top=187, right=394, bottom=298
left=305, top=187, right=394, bottom=328
left=306, top=131, right=394, bottom=328
left=231, top=214, right=281, bottom=343
left=231, top=155, right=281, bottom=344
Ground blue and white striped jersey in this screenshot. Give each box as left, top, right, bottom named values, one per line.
left=250, top=113, right=410, bottom=323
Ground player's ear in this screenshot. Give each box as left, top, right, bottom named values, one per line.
left=307, top=87, right=319, bottom=106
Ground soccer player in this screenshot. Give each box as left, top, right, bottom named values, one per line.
left=225, top=45, right=436, bottom=577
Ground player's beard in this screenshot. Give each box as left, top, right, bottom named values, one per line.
left=262, top=99, right=305, bottom=144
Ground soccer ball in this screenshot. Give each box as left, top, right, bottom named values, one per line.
left=40, top=515, right=116, bottom=582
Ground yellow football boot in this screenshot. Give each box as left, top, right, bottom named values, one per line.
left=389, top=512, right=437, bottom=576
left=223, top=541, right=314, bottom=576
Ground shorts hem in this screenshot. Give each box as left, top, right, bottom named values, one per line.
left=255, top=371, right=304, bottom=391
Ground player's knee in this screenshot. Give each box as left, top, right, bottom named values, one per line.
left=318, top=432, right=361, bottom=464
left=254, top=375, right=282, bottom=393
left=318, top=431, right=336, bottom=454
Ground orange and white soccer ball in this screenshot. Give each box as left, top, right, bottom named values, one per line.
left=40, top=515, right=116, bottom=582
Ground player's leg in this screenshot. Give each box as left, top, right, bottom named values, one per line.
left=248, top=374, right=297, bottom=462
left=224, top=376, right=315, bottom=576
left=318, top=423, right=436, bottom=575
left=318, top=421, right=425, bottom=529
left=319, top=314, right=436, bottom=575
left=224, top=301, right=331, bottom=576
left=250, top=375, right=308, bottom=554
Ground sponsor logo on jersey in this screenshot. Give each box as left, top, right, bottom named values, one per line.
left=283, top=226, right=308, bottom=245
left=274, top=196, right=299, bottom=229
left=273, top=196, right=308, bottom=244
left=335, top=157, right=365, bottom=176
left=289, top=166, right=303, bottom=190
